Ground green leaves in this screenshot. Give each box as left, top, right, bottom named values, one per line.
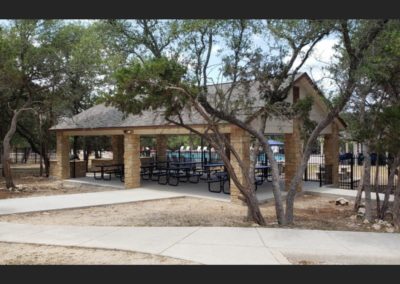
left=105, top=57, right=188, bottom=116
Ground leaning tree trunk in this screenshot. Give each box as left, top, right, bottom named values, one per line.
left=2, top=108, right=28, bottom=189
left=216, top=137, right=266, bottom=226
left=41, top=142, right=50, bottom=177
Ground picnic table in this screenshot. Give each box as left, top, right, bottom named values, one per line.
left=94, top=163, right=124, bottom=181
left=255, top=164, right=270, bottom=180
left=207, top=171, right=230, bottom=194
left=203, top=162, right=225, bottom=179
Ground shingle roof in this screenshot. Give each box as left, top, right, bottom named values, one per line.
left=51, top=104, right=209, bottom=130
left=51, top=72, right=345, bottom=130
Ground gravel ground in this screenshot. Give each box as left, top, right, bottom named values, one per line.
left=0, top=176, right=118, bottom=199
left=0, top=194, right=395, bottom=233
left=0, top=242, right=197, bottom=265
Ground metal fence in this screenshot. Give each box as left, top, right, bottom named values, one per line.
left=304, top=154, right=325, bottom=182
left=166, top=149, right=221, bottom=164
left=140, top=148, right=399, bottom=192
left=338, top=153, right=398, bottom=192
left=0, top=148, right=56, bottom=164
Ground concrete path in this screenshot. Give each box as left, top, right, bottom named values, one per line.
left=1, top=222, right=399, bottom=264
left=0, top=188, right=185, bottom=215
left=0, top=181, right=392, bottom=216
left=306, top=186, right=395, bottom=202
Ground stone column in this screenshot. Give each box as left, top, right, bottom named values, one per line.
left=230, top=126, right=250, bottom=203
left=324, top=122, right=339, bottom=186
left=55, top=131, right=70, bottom=179
left=124, top=132, right=141, bottom=189
left=156, top=135, right=168, bottom=162
left=284, top=119, right=303, bottom=192
left=111, top=135, right=124, bottom=164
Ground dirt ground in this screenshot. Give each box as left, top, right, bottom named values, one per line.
left=0, top=193, right=395, bottom=233
left=0, top=176, right=117, bottom=199
left=0, top=242, right=196, bottom=265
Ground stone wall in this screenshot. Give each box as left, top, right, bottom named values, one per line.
left=49, top=160, right=57, bottom=177
left=124, top=133, right=141, bottom=189
left=284, top=119, right=303, bottom=192
left=229, top=126, right=250, bottom=203
left=156, top=135, right=168, bottom=161
left=55, top=132, right=70, bottom=179
left=111, top=135, right=124, bottom=164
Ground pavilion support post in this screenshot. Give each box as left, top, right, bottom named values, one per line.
left=230, top=126, right=250, bottom=203
left=284, top=119, right=303, bottom=192
left=55, top=132, right=70, bottom=179
left=124, top=132, right=141, bottom=189
left=324, top=123, right=340, bottom=187
left=111, top=135, right=124, bottom=164
left=156, top=135, right=168, bottom=162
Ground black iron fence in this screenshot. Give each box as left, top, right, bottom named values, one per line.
left=141, top=148, right=398, bottom=192
left=338, top=153, right=398, bottom=191
left=166, top=149, right=221, bottom=164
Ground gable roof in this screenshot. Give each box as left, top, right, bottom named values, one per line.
left=50, top=72, right=346, bottom=131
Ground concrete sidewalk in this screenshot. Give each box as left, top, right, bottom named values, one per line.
left=1, top=222, right=400, bottom=264
left=306, top=186, right=395, bottom=202
left=0, top=182, right=393, bottom=216
left=0, top=188, right=185, bottom=215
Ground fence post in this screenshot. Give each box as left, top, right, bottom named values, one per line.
left=350, top=154, right=354, bottom=190
left=304, top=164, right=308, bottom=181
left=319, top=164, right=322, bottom=187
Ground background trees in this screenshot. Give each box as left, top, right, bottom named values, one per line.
left=1, top=20, right=111, bottom=186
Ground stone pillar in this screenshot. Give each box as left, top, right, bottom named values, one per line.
left=230, top=126, right=250, bottom=203
left=124, top=132, right=141, bottom=189
left=284, top=120, right=303, bottom=192
left=324, top=122, right=339, bottom=186
left=111, top=135, right=124, bottom=164
left=320, top=138, right=324, bottom=155
left=156, top=135, right=168, bottom=162
left=55, top=132, right=70, bottom=179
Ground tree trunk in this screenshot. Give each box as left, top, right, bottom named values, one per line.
left=363, top=145, right=373, bottom=222
left=245, top=190, right=266, bottom=225
left=285, top=142, right=314, bottom=224
left=261, top=139, right=286, bottom=225
left=39, top=154, right=43, bottom=176
left=374, top=155, right=381, bottom=218
left=41, top=143, right=50, bottom=177
left=2, top=108, right=28, bottom=189
left=247, top=142, right=259, bottom=222
left=392, top=176, right=400, bottom=230
left=381, top=156, right=399, bottom=218
left=354, top=167, right=365, bottom=211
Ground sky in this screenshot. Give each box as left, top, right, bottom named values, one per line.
left=0, top=19, right=341, bottom=96
left=206, top=32, right=341, bottom=95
